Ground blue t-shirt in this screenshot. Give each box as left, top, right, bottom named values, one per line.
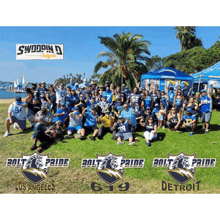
left=84, top=112, right=98, bottom=127
left=175, top=97, right=182, bottom=106
left=121, top=108, right=136, bottom=126
left=168, top=91, right=175, bottom=103
left=200, top=95, right=212, bottom=112
left=53, top=108, right=69, bottom=122
left=145, top=122, right=157, bottom=132
left=116, top=120, right=131, bottom=133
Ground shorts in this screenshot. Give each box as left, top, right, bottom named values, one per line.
left=67, top=126, right=82, bottom=133
left=85, top=126, right=98, bottom=132
left=200, top=112, right=212, bottom=123
left=158, top=114, right=166, bottom=120
left=115, top=132, right=133, bottom=140
left=6, top=116, right=26, bottom=130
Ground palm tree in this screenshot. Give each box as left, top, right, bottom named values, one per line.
left=174, top=26, right=203, bottom=51
left=94, top=32, right=151, bottom=89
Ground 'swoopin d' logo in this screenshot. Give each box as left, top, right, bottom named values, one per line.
left=6, top=153, right=70, bottom=185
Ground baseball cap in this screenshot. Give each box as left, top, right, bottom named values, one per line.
left=60, top=101, right=66, bottom=106
left=201, top=89, right=206, bottom=93
left=32, top=98, right=38, bottom=101
left=60, top=83, right=64, bottom=86
left=155, top=103, right=159, bottom=107
left=15, top=96, right=21, bottom=102
left=41, top=81, right=45, bottom=84
left=83, top=78, right=87, bottom=82
left=118, top=116, right=123, bottom=119
left=90, top=107, right=96, bottom=110
left=73, top=107, right=79, bottom=110
left=146, top=107, right=151, bottom=110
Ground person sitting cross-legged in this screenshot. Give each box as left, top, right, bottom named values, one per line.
left=181, top=108, right=197, bottom=136
left=166, top=107, right=182, bottom=131
left=66, top=107, right=86, bottom=140
left=113, top=116, right=135, bottom=146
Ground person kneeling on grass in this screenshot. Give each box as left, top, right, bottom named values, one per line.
left=97, top=110, right=115, bottom=139
left=4, top=96, right=27, bottom=137
left=82, top=107, right=99, bottom=141
left=53, top=101, right=69, bottom=128
left=35, top=120, right=64, bottom=153
left=140, top=116, right=157, bottom=146
left=181, top=108, right=196, bottom=136
left=113, top=116, right=135, bottom=146
left=67, top=107, right=86, bottom=140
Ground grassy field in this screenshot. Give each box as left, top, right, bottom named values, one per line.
left=0, top=100, right=219, bottom=194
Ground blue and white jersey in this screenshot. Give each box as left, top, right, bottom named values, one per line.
left=98, top=101, right=111, bottom=113
left=36, top=87, right=48, bottom=99
left=116, top=120, right=131, bottom=133
left=143, top=96, right=152, bottom=108
left=65, top=93, right=72, bottom=105
left=170, top=113, right=178, bottom=123
left=101, top=92, right=113, bottom=103
left=56, top=88, right=66, bottom=103
left=69, top=114, right=82, bottom=127
left=200, top=95, right=212, bottom=112
left=129, top=93, right=141, bottom=107
left=168, top=91, right=175, bottom=103
left=182, top=114, right=196, bottom=123
left=8, top=102, right=26, bottom=120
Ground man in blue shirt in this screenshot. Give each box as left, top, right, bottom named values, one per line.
left=101, top=86, right=113, bottom=103
left=182, top=108, right=197, bottom=136
left=113, top=116, right=135, bottom=145
left=53, top=102, right=69, bottom=127
left=65, top=78, right=75, bottom=90
left=199, top=87, right=213, bottom=133
left=82, top=107, right=99, bottom=140
left=120, top=103, right=137, bottom=131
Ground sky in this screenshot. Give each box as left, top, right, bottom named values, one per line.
left=0, top=26, right=219, bottom=84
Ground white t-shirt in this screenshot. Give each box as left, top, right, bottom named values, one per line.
left=8, top=102, right=26, bottom=120
left=56, top=88, right=66, bottom=103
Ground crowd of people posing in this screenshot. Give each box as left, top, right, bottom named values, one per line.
left=4, top=78, right=215, bottom=152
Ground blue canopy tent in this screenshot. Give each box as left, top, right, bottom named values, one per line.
left=193, top=61, right=220, bottom=90
left=141, top=67, right=194, bottom=95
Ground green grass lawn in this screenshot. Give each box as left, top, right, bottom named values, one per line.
left=0, top=102, right=219, bottom=194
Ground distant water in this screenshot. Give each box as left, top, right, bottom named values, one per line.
left=0, top=89, right=27, bottom=99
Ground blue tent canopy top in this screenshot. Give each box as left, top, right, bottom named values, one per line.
left=142, top=67, right=193, bottom=81
left=193, top=61, right=220, bottom=80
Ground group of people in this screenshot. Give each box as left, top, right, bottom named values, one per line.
left=4, top=78, right=216, bottom=151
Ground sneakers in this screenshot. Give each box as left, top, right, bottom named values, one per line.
left=13, top=123, right=19, bottom=129
left=30, top=144, right=37, bottom=150
left=4, top=131, right=10, bottom=137
left=205, top=129, right=209, bottom=133
left=128, top=142, right=135, bottom=146
left=75, top=134, right=81, bottom=139
left=190, top=132, right=193, bottom=136
left=145, top=142, right=151, bottom=146
left=80, top=136, right=87, bottom=140
left=89, top=136, right=96, bottom=141
left=97, top=135, right=103, bottom=140
left=117, top=141, right=124, bottom=145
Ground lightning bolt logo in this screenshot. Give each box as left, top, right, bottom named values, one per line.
left=169, top=168, right=195, bottom=181
left=22, top=168, right=47, bottom=179
left=97, top=169, right=123, bottom=180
